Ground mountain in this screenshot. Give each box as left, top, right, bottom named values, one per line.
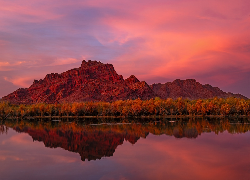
left=1, top=60, right=247, bottom=104
left=150, top=79, right=245, bottom=100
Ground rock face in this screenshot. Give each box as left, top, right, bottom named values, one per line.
left=150, top=79, right=246, bottom=100
left=2, top=60, right=247, bottom=104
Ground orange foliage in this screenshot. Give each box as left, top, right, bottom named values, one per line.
left=0, top=97, right=249, bottom=118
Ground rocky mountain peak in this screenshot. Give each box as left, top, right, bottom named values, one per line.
left=125, top=75, right=140, bottom=84
left=1, top=60, right=247, bottom=104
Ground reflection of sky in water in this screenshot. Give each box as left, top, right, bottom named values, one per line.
left=0, top=127, right=250, bottom=180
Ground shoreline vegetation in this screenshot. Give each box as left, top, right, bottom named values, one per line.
left=0, top=97, right=249, bottom=120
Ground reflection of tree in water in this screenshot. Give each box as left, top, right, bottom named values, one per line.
left=2, top=118, right=250, bottom=161
left=173, top=127, right=198, bottom=138
left=0, top=125, right=8, bottom=135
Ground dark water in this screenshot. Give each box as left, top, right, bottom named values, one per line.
left=0, top=118, right=250, bottom=180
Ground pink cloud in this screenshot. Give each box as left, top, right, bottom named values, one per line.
left=0, top=1, right=63, bottom=23
left=0, top=61, right=28, bottom=71
left=0, top=0, right=249, bottom=97
left=4, top=76, right=35, bottom=87
left=46, top=58, right=79, bottom=66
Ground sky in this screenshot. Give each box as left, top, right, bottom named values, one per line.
left=0, top=0, right=250, bottom=98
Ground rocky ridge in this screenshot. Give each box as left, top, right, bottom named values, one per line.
left=2, top=60, right=247, bottom=104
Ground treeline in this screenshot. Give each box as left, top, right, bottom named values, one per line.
left=0, top=97, right=249, bottom=118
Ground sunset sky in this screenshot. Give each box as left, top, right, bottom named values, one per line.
left=0, top=0, right=250, bottom=98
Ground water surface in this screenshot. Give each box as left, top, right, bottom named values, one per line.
left=0, top=118, right=249, bottom=180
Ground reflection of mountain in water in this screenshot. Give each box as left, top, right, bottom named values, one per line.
left=14, top=125, right=144, bottom=161
left=2, top=118, right=250, bottom=161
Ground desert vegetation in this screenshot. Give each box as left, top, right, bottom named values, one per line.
left=0, top=97, right=249, bottom=119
